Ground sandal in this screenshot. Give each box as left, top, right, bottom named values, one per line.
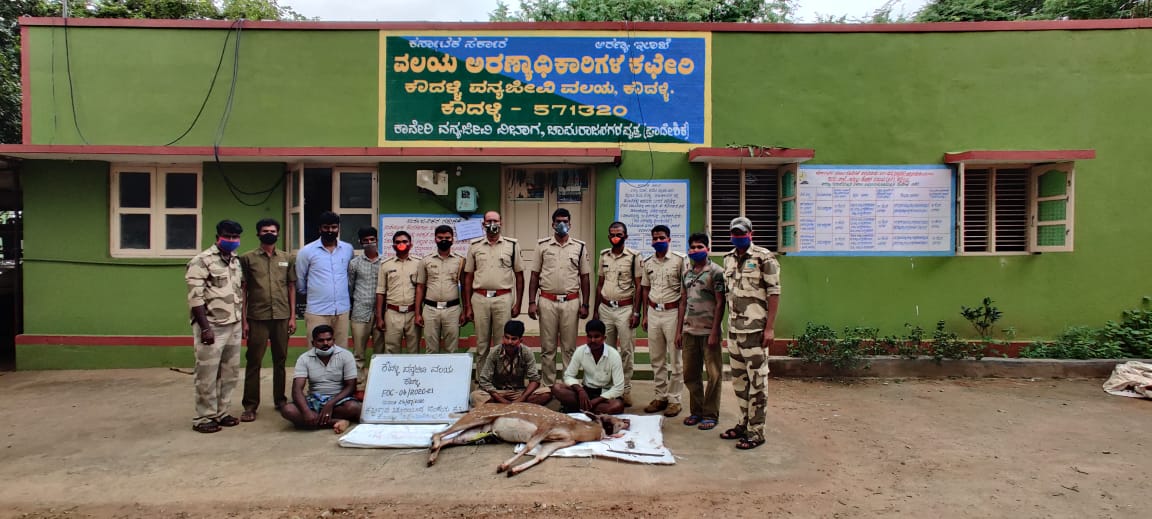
left=736, top=437, right=765, bottom=450
left=240, top=410, right=257, bottom=422
left=720, top=426, right=746, bottom=440
left=683, top=415, right=701, bottom=426
left=192, top=421, right=221, bottom=434
left=217, top=415, right=240, bottom=427
left=698, top=419, right=718, bottom=431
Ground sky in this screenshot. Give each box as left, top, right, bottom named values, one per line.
left=286, top=0, right=931, bottom=23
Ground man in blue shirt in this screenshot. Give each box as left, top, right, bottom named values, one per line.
left=296, top=211, right=354, bottom=349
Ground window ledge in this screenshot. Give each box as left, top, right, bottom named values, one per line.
left=944, top=149, right=1095, bottom=165
left=689, top=147, right=815, bottom=165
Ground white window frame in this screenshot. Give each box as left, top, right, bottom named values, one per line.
left=285, top=165, right=379, bottom=252
left=110, top=164, right=202, bottom=258
left=956, top=162, right=1076, bottom=256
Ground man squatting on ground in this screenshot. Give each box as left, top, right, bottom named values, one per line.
left=415, top=225, right=466, bottom=354
left=280, top=324, right=362, bottom=433
left=469, top=320, right=553, bottom=407
left=592, top=221, right=642, bottom=408
left=676, top=232, right=727, bottom=431
left=551, top=319, right=626, bottom=415
left=239, top=218, right=297, bottom=423
left=720, top=216, right=781, bottom=450
left=348, top=226, right=385, bottom=391
left=186, top=219, right=245, bottom=433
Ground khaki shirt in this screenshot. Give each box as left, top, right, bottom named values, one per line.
left=186, top=245, right=244, bottom=326
left=464, top=236, right=523, bottom=290
left=723, top=244, right=782, bottom=335
left=533, top=237, right=590, bottom=294
left=641, top=251, right=687, bottom=304
left=598, top=247, right=642, bottom=301
left=375, top=255, right=420, bottom=306
left=239, top=248, right=296, bottom=321
left=417, top=252, right=464, bottom=303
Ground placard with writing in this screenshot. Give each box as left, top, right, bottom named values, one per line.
left=615, top=179, right=690, bottom=254
left=379, top=214, right=476, bottom=258
left=360, top=353, right=473, bottom=424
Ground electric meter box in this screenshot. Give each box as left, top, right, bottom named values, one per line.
left=456, top=186, right=478, bottom=213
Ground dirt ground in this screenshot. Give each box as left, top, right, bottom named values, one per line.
left=0, top=369, right=1149, bottom=518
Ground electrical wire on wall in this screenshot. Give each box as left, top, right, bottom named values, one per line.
left=614, top=19, right=657, bottom=189
left=62, top=13, right=89, bottom=144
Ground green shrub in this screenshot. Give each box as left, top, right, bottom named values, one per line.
left=1021, top=326, right=1123, bottom=359
left=1099, top=297, right=1152, bottom=358
left=787, top=323, right=870, bottom=371
left=929, top=320, right=978, bottom=363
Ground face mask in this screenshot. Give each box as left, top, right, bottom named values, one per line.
left=652, top=241, right=669, bottom=253
left=436, top=240, right=453, bottom=251
left=731, top=236, right=752, bottom=249
left=320, top=231, right=338, bottom=242
left=258, top=233, right=278, bottom=245
left=362, top=242, right=378, bottom=253
left=484, top=222, right=501, bottom=235
left=609, top=236, right=624, bottom=246
left=554, top=222, right=570, bottom=236
left=314, top=347, right=334, bottom=357
left=688, top=250, right=709, bottom=262
left=217, top=238, right=240, bottom=253
left=394, top=243, right=410, bottom=254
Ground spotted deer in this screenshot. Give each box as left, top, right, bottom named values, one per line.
left=427, top=402, right=630, bottom=477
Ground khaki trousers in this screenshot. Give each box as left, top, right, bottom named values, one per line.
left=470, top=292, right=513, bottom=370
left=193, top=321, right=242, bottom=425
left=682, top=333, right=723, bottom=420
left=539, top=297, right=580, bottom=387
left=350, top=319, right=385, bottom=389
left=599, top=303, right=635, bottom=393
left=384, top=309, right=419, bottom=353
left=422, top=304, right=461, bottom=353
left=304, top=312, right=349, bottom=348
left=242, top=318, right=290, bottom=411
left=648, top=307, right=683, bottom=404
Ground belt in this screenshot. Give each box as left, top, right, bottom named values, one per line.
left=386, top=304, right=415, bottom=313
left=647, top=299, right=680, bottom=311
left=601, top=297, right=634, bottom=309
left=423, top=299, right=461, bottom=309
left=476, top=288, right=512, bottom=298
left=541, top=292, right=580, bottom=302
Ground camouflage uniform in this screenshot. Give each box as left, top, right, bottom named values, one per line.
left=642, top=251, right=687, bottom=406
left=722, top=244, right=780, bottom=443
left=681, top=261, right=727, bottom=421
left=376, top=255, right=421, bottom=353
left=596, top=247, right=642, bottom=398
left=186, top=244, right=244, bottom=427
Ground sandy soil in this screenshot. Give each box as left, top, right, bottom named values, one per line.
left=0, top=369, right=1149, bottom=518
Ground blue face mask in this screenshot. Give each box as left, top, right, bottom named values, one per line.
left=688, top=250, right=709, bottom=262
left=731, top=236, right=751, bottom=250
left=217, top=238, right=240, bottom=253
left=652, top=241, right=669, bottom=253
left=554, top=222, right=570, bottom=236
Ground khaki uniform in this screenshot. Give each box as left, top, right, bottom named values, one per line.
left=723, top=244, right=781, bottom=443
left=239, top=248, right=296, bottom=412
left=642, top=251, right=687, bottom=404
left=597, top=247, right=642, bottom=396
left=533, top=236, right=591, bottom=386
left=417, top=252, right=464, bottom=353
left=186, top=245, right=244, bottom=426
left=464, top=236, right=523, bottom=369
left=376, top=255, right=421, bottom=353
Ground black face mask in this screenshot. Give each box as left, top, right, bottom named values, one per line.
left=436, top=240, right=453, bottom=251
left=320, top=231, right=338, bottom=242
left=258, top=233, right=278, bottom=245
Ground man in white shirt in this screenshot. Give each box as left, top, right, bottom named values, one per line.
left=550, top=319, right=625, bottom=415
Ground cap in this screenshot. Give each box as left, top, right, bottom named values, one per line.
left=729, top=217, right=753, bottom=233
left=504, top=320, right=525, bottom=338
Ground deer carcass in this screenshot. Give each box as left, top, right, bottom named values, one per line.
left=427, top=402, right=630, bottom=476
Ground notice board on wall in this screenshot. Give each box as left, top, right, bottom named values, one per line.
left=378, top=214, right=476, bottom=258
left=615, top=179, right=690, bottom=253
left=360, top=353, right=473, bottom=424
left=794, top=166, right=954, bottom=256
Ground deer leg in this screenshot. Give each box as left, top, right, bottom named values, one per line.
left=428, top=424, right=490, bottom=466
left=497, top=431, right=548, bottom=473
left=507, top=439, right=576, bottom=477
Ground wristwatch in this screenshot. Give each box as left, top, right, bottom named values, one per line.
left=580, top=303, right=589, bottom=309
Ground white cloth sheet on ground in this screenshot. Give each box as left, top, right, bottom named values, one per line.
left=1103, top=361, right=1152, bottom=399
left=512, top=414, right=674, bottom=465
left=338, top=423, right=449, bottom=448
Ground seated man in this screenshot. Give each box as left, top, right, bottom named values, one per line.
left=470, top=320, right=552, bottom=407
left=280, top=324, right=362, bottom=433
left=551, top=319, right=626, bottom=415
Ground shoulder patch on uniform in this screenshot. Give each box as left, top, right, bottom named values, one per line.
left=470, top=237, right=485, bottom=245
left=452, top=252, right=465, bottom=259
left=670, top=251, right=688, bottom=258
left=505, top=237, right=518, bottom=243
left=572, top=238, right=586, bottom=245
left=538, top=237, right=550, bottom=243
left=599, top=247, right=612, bottom=255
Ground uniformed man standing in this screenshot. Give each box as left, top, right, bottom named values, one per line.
left=720, top=216, right=780, bottom=451
left=374, top=231, right=421, bottom=353
left=415, top=225, right=465, bottom=353
left=528, top=208, right=591, bottom=387
left=186, top=219, right=245, bottom=434
left=641, top=224, right=687, bottom=418
left=592, top=221, right=642, bottom=408
left=464, top=211, right=524, bottom=370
